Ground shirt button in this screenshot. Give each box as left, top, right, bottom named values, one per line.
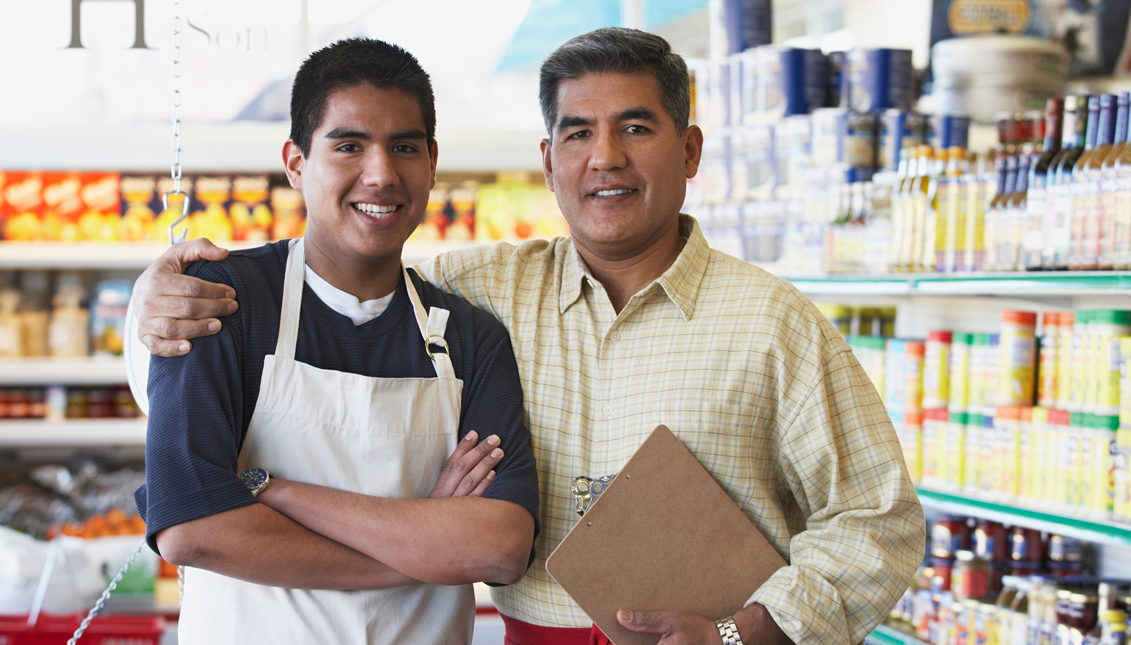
left=611, top=332, right=621, bottom=341
left=604, top=405, right=614, bottom=417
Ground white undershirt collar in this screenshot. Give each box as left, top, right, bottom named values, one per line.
left=303, top=264, right=394, bottom=326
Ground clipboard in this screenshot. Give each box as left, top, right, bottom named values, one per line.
left=545, top=425, right=786, bottom=645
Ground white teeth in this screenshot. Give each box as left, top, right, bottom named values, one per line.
left=595, top=189, right=632, bottom=197
left=354, top=203, right=398, bottom=217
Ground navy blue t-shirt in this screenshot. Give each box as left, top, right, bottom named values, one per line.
left=135, top=241, right=539, bottom=556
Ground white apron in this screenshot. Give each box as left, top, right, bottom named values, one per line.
left=178, top=238, right=474, bottom=644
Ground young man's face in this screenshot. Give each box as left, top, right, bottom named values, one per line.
left=285, top=83, right=436, bottom=264
left=540, top=72, right=702, bottom=260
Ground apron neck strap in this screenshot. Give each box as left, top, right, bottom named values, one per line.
left=275, top=238, right=306, bottom=361
left=277, top=243, right=454, bottom=380
left=403, top=267, right=456, bottom=380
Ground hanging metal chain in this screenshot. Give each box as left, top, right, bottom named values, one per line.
left=164, top=0, right=190, bottom=244
left=67, top=538, right=146, bottom=645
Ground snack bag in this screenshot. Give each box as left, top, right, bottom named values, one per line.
left=190, top=175, right=234, bottom=242
left=40, top=172, right=84, bottom=241
left=78, top=172, right=122, bottom=242
left=230, top=175, right=272, bottom=242
left=270, top=180, right=306, bottom=240
left=1, top=172, right=45, bottom=241
left=446, top=182, right=477, bottom=241
left=119, top=175, right=157, bottom=241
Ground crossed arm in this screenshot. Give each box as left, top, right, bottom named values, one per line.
left=158, top=429, right=533, bottom=588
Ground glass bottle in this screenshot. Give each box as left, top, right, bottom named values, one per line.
left=923, top=146, right=949, bottom=273
left=985, top=149, right=1009, bottom=272
left=1004, top=131, right=1035, bottom=271
left=1114, top=96, right=1131, bottom=270
left=911, top=145, right=936, bottom=272
left=965, top=152, right=987, bottom=272
left=889, top=147, right=911, bottom=272
left=898, top=146, right=922, bottom=272
left=1051, top=95, right=1092, bottom=269
left=1027, top=97, right=1064, bottom=270
left=1099, top=92, right=1130, bottom=269
left=1077, top=94, right=1118, bottom=270
left=941, top=146, right=969, bottom=273
left=1069, top=95, right=1103, bottom=270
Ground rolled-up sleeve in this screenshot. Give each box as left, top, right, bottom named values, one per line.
left=748, top=348, right=926, bottom=645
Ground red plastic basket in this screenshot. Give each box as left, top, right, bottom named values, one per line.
left=0, top=614, right=166, bottom=645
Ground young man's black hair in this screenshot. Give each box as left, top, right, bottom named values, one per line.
left=289, top=37, right=437, bottom=157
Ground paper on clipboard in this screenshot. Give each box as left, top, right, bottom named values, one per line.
left=545, top=425, right=786, bottom=645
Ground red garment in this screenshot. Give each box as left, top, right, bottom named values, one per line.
left=500, top=614, right=612, bottom=645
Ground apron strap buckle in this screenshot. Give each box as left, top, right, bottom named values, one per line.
left=425, top=334, right=450, bottom=361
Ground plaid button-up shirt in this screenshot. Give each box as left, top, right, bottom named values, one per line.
left=416, top=215, right=925, bottom=644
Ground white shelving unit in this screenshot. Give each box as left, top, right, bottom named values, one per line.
left=0, top=239, right=486, bottom=270
left=0, top=418, right=147, bottom=447
left=0, top=357, right=127, bottom=385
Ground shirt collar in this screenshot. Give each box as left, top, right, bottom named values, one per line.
left=558, top=214, right=710, bottom=321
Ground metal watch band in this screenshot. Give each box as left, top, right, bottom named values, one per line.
left=715, top=616, right=744, bottom=645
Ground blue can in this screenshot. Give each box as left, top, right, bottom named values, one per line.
left=719, top=0, right=773, bottom=55
left=780, top=48, right=829, bottom=116
left=848, top=48, right=914, bottom=113
left=827, top=51, right=849, bottom=109
left=879, top=110, right=907, bottom=171
left=932, top=115, right=972, bottom=150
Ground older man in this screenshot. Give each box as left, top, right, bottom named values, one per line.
left=132, top=28, right=924, bottom=645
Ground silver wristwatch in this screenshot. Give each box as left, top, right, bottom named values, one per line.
left=238, top=467, right=270, bottom=497
left=715, top=616, right=744, bottom=645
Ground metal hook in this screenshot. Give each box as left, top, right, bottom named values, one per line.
left=163, top=189, right=191, bottom=244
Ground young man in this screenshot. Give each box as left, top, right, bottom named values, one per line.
left=134, top=29, right=924, bottom=645
left=135, top=38, right=539, bottom=644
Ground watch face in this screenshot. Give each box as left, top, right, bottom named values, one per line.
left=239, top=468, right=268, bottom=491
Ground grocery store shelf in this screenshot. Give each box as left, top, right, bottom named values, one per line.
left=917, top=487, right=1131, bottom=548
left=867, top=624, right=928, bottom=645
left=0, top=418, right=147, bottom=447
left=783, top=272, right=1131, bottom=297
left=0, top=357, right=127, bottom=385
left=0, top=240, right=483, bottom=270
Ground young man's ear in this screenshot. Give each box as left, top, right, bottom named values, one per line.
left=429, top=139, right=439, bottom=190
left=283, top=140, right=305, bottom=190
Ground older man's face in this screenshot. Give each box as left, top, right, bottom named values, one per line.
left=540, top=72, right=702, bottom=262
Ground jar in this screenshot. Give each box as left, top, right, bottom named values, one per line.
left=932, top=515, right=970, bottom=558
left=7, top=389, right=29, bottom=418
left=974, top=520, right=1009, bottom=560
left=932, top=556, right=956, bottom=592
left=1048, top=534, right=1084, bottom=563
left=65, top=388, right=88, bottom=418
left=1069, top=592, right=1099, bottom=635
left=954, top=551, right=991, bottom=601
left=1009, top=526, right=1044, bottom=563
left=0, top=390, right=9, bottom=418
left=26, top=389, right=44, bottom=419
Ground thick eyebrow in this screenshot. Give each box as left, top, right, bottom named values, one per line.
left=324, top=127, right=371, bottom=140
left=556, top=115, right=592, bottom=131
left=387, top=128, right=427, bottom=141
left=555, top=107, right=660, bottom=133
left=618, top=107, right=659, bottom=122
left=322, top=128, right=427, bottom=142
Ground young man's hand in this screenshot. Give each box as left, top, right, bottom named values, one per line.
left=134, top=238, right=237, bottom=357
left=429, top=431, right=504, bottom=498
